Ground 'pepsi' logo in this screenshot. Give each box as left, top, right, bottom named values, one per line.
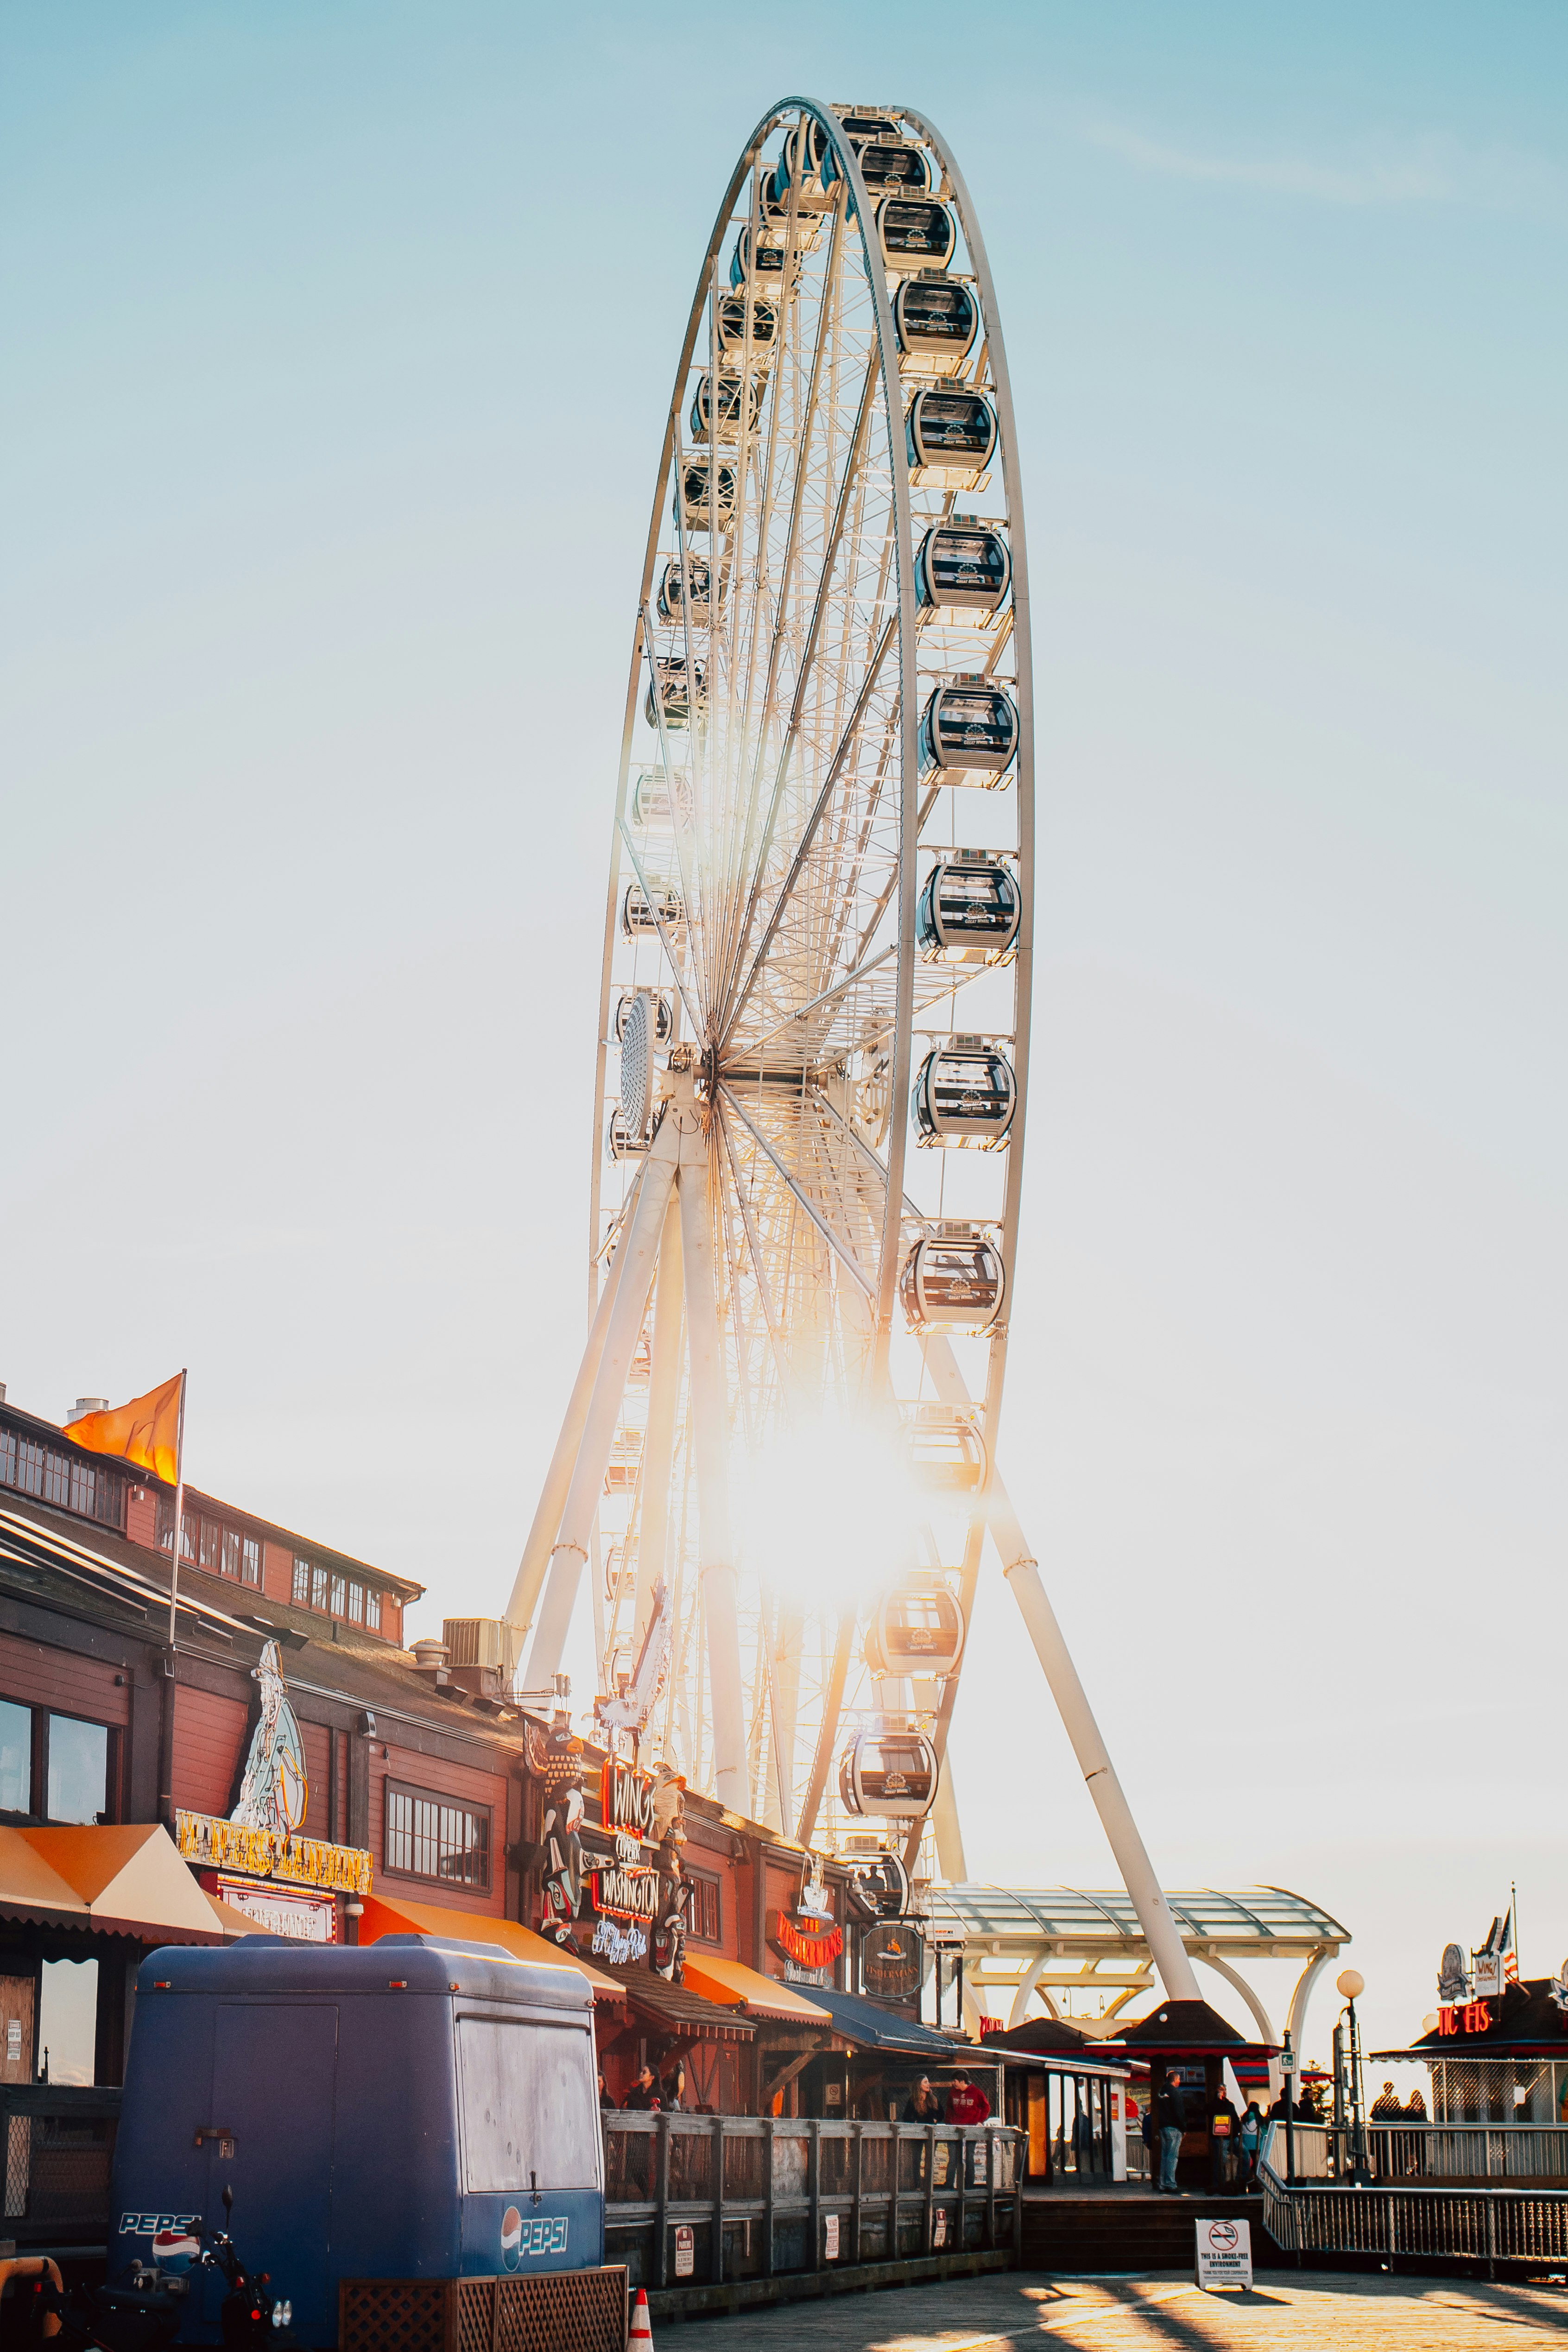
left=500, top=2208, right=568, bottom=2269
left=152, top=2228, right=202, bottom=2271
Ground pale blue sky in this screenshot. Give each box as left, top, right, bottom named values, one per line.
left=2, top=2, right=1564, bottom=2061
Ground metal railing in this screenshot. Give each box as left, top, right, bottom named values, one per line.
left=1273, top=2121, right=1568, bottom=2185
left=0, top=2087, right=121, bottom=2246
left=604, top=2116, right=1022, bottom=2290
left=1260, top=2127, right=1568, bottom=2276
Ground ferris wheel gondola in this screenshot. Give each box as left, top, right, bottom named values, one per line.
left=509, top=96, right=1035, bottom=1869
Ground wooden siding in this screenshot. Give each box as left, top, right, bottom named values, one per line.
left=172, top=1684, right=250, bottom=1818
left=369, top=1740, right=507, bottom=1916
left=0, top=1633, right=131, bottom=1728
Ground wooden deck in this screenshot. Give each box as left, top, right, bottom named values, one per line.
left=662, top=2267, right=1568, bottom=2346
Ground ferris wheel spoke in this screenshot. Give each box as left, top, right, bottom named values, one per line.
left=715, top=341, right=885, bottom=1026
left=709, top=198, right=850, bottom=1005
left=720, top=1085, right=876, bottom=1303
left=723, top=609, right=898, bottom=1041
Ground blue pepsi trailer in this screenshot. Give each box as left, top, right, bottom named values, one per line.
left=109, top=1934, right=605, bottom=2347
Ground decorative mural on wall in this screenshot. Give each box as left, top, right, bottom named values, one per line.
left=537, top=1733, right=587, bottom=1949
left=175, top=1638, right=372, bottom=1897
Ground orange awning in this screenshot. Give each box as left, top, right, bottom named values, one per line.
left=0, top=1824, right=228, bottom=1944
left=358, top=1892, right=626, bottom=2007
left=681, top=1954, right=834, bottom=2024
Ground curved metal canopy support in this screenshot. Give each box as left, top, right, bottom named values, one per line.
left=1287, top=1944, right=1335, bottom=2062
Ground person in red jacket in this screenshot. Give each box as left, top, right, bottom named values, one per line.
left=945, top=2072, right=992, bottom=2126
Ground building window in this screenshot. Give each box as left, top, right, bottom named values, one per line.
left=0, top=1702, right=113, bottom=1825
left=348, top=1582, right=364, bottom=1626
left=0, top=1426, right=123, bottom=1531
left=292, top=1557, right=310, bottom=1604
left=48, top=1716, right=108, bottom=1824
left=199, top=1519, right=221, bottom=1572
left=311, top=1564, right=329, bottom=1612
left=366, top=1590, right=381, bottom=1632
left=384, top=1783, right=490, bottom=1890
left=329, top=1574, right=346, bottom=1618
left=687, top=1871, right=721, bottom=1944
left=242, top=1535, right=261, bottom=1587
left=221, top=1528, right=241, bottom=1579
left=0, top=1701, right=30, bottom=1814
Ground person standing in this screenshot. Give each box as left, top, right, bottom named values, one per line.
left=1156, top=2067, right=1187, bottom=2194
left=946, top=2073, right=991, bottom=2126
left=1236, top=2100, right=1263, bottom=2190
left=624, top=2063, right=661, bottom=2111
left=1208, top=2086, right=1240, bottom=2193
left=902, top=2075, right=944, bottom=2123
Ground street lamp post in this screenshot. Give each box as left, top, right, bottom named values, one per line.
left=1336, top=1968, right=1371, bottom=2186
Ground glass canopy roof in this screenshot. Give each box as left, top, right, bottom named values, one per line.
left=924, top=1885, right=1347, bottom=1952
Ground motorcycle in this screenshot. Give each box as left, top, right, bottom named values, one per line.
left=26, top=2190, right=296, bottom=2350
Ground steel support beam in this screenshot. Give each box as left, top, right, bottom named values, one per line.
left=922, top=1336, right=1202, bottom=2006
left=526, top=1131, right=677, bottom=1685
left=675, top=1094, right=748, bottom=1814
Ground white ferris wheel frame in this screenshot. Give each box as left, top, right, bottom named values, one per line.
left=502, top=95, right=1203, bottom=2010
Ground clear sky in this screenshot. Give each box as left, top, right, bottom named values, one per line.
left=2, top=1, right=1564, bottom=2067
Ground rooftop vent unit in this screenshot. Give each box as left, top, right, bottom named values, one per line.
left=441, top=1617, right=514, bottom=1703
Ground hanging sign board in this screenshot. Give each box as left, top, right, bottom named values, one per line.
left=823, top=2213, right=839, bottom=2261
left=862, top=1922, right=922, bottom=2001
left=1194, top=2217, right=1252, bottom=2292
left=673, top=2225, right=694, bottom=2279
left=210, top=1875, right=336, bottom=1943
left=770, top=1910, right=843, bottom=1971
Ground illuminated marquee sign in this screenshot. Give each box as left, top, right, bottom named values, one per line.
left=1436, top=2001, right=1492, bottom=2037
left=591, top=1864, right=659, bottom=1921
left=601, top=1758, right=656, bottom=1842
left=770, top=1909, right=843, bottom=1972
left=591, top=1755, right=658, bottom=1920
left=177, top=1811, right=372, bottom=1896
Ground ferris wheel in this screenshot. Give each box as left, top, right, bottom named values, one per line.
left=509, top=96, right=1035, bottom=1876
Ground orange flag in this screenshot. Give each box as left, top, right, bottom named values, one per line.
left=63, top=1373, right=184, bottom=1486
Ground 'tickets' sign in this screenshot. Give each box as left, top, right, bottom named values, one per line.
left=770, top=1909, right=843, bottom=1971
left=1437, top=2001, right=1493, bottom=2037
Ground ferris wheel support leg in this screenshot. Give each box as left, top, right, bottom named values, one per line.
left=525, top=1138, right=677, bottom=1688
left=931, top=1748, right=969, bottom=1884
left=920, top=1337, right=1202, bottom=2006
left=504, top=1170, right=642, bottom=1665
left=634, top=1191, right=684, bottom=1651
left=677, top=1124, right=748, bottom=1815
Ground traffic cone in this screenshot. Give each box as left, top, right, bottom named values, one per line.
left=629, top=2285, right=654, bottom=2348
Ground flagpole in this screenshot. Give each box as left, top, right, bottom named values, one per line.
left=165, top=1370, right=188, bottom=1645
